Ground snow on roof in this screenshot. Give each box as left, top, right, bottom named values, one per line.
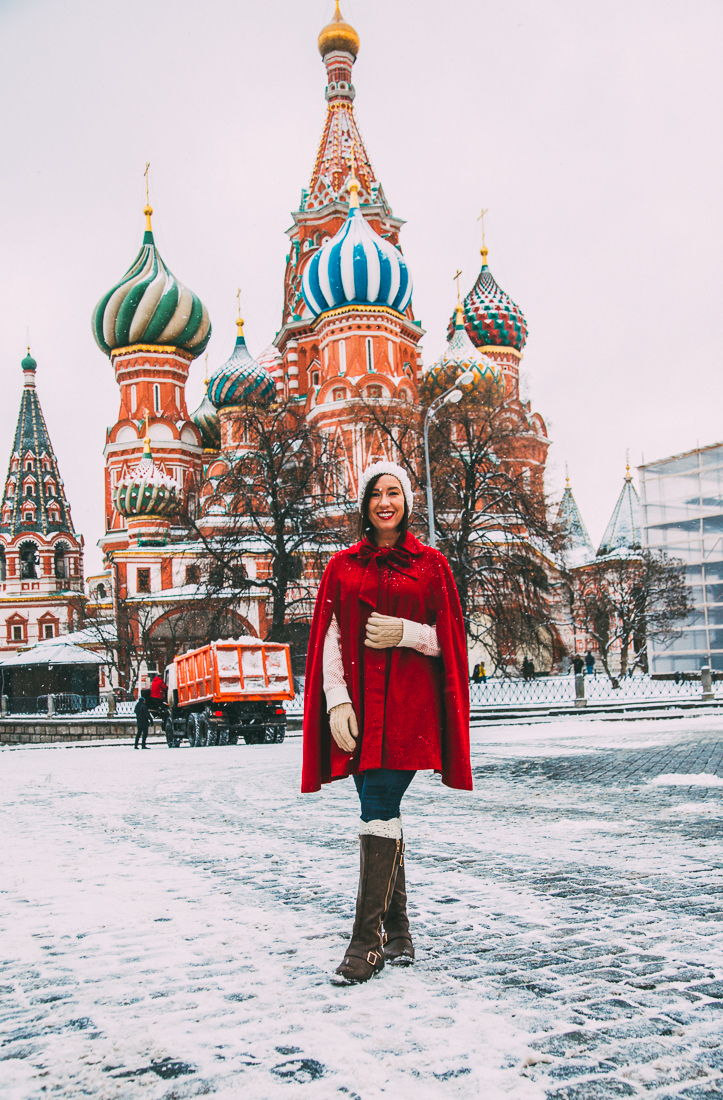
left=0, top=642, right=106, bottom=668
left=598, top=475, right=642, bottom=556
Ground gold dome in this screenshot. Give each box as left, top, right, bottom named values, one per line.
left=318, top=1, right=360, bottom=58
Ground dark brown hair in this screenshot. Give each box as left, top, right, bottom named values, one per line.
left=358, top=473, right=409, bottom=543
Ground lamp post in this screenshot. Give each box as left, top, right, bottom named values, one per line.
left=423, top=372, right=474, bottom=548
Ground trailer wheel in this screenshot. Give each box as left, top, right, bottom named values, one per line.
left=219, top=730, right=229, bottom=746
left=207, top=728, right=220, bottom=747
left=164, top=717, right=177, bottom=749
left=274, top=728, right=285, bottom=744
left=189, top=712, right=207, bottom=747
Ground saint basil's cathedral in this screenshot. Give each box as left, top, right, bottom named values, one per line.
left=0, top=4, right=637, bottom=674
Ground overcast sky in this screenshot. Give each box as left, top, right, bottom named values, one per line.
left=1, top=0, right=721, bottom=574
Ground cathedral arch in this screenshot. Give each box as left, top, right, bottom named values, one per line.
left=18, top=541, right=39, bottom=579
left=54, top=541, right=70, bottom=579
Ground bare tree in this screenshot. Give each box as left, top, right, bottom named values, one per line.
left=566, top=549, right=692, bottom=680
left=188, top=398, right=352, bottom=670
left=358, top=385, right=563, bottom=673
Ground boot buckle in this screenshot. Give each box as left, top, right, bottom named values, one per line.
left=367, top=951, right=379, bottom=965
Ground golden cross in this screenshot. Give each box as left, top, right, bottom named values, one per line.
left=144, top=413, right=150, bottom=438
left=144, top=163, right=150, bottom=204
left=626, top=448, right=630, bottom=478
left=236, top=287, right=242, bottom=319
left=453, top=269, right=463, bottom=303
left=477, top=206, right=489, bottom=248
left=565, top=461, right=570, bottom=488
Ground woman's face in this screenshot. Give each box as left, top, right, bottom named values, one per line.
left=368, top=475, right=405, bottom=536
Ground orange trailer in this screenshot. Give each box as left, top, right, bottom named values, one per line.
left=163, top=638, right=295, bottom=748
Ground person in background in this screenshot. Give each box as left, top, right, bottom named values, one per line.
left=471, top=661, right=485, bottom=684
left=585, top=650, right=595, bottom=676
left=573, top=654, right=585, bottom=676
left=134, top=695, right=151, bottom=750
left=150, top=672, right=167, bottom=705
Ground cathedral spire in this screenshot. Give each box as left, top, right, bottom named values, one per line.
left=303, top=3, right=389, bottom=215
left=0, top=353, right=76, bottom=538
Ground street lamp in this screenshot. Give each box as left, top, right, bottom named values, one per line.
left=423, top=371, right=474, bottom=548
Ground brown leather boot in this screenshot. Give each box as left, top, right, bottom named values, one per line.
left=335, top=834, right=400, bottom=984
left=383, top=841, right=415, bottom=964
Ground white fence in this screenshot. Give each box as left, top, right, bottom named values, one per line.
left=2, top=675, right=716, bottom=720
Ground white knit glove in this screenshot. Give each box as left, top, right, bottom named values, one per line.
left=329, top=702, right=359, bottom=753
left=364, top=612, right=404, bottom=649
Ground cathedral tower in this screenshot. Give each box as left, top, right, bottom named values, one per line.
left=274, top=3, right=424, bottom=491
left=0, top=352, right=84, bottom=649
left=92, top=201, right=210, bottom=550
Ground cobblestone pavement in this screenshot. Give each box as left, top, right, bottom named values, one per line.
left=1, top=715, right=722, bottom=1099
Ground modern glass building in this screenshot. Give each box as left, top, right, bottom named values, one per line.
left=640, top=442, right=723, bottom=673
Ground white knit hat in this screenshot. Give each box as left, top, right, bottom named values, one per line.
left=357, top=461, right=414, bottom=514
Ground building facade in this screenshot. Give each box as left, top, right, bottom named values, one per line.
left=640, top=443, right=723, bottom=673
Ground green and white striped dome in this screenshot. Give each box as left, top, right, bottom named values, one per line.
left=92, top=208, right=211, bottom=358
left=113, top=437, right=179, bottom=517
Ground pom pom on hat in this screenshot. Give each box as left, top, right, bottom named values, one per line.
left=357, top=461, right=414, bottom=514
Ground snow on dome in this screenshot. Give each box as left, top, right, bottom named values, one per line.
left=207, top=321, right=275, bottom=409
left=302, top=177, right=412, bottom=319
left=423, top=306, right=502, bottom=400
left=113, top=437, right=179, bottom=517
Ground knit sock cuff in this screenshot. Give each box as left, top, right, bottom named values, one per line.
left=359, top=815, right=402, bottom=840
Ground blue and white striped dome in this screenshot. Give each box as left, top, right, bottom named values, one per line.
left=302, top=189, right=413, bottom=319
left=208, top=322, right=275, bottom=409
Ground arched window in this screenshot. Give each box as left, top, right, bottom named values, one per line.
left=19, top=542, right=39, bottom=579
left=97, top=583, right=107, bottom=599
left=311, top=370, right=319, bottom=387
left=387, top=340, right=394, bottom=367
left=153, top=384, right=161, bottom=414
left=366, top=338, right=374, bottom=372
left=338, top=340, right=346, bottom=375
left=130, top=384, right=137, bottom=413
left=54, top=542, right=69, bottom=579
left=0, top=547, right=5, bottom=582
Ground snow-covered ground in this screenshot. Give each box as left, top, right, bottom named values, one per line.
left=1, top=715, right=722, bottom=1099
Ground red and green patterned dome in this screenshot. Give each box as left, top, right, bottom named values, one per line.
left=449, top=248, right=528, bottom=352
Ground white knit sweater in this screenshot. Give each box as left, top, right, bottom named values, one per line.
left=323, top=614, right=441, bottom=711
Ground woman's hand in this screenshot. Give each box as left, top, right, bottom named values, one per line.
left=329, top=702, right=359, bottom=753
left=364, top=611, right=404, bottom=649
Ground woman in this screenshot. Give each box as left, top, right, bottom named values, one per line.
left=302, top=461, right=472, bottom=983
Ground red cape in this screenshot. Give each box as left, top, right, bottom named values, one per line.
left=301, top=532, right=472, bottom=792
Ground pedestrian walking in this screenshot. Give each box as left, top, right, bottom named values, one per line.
left=471, top=660, right=485, bottom=684
left=585, top=650, right=595, bottom=676
left=134, top=695, right=151, bottom=750
left=573, top=655, right=584, bottom=676
left=302, top=461, right=472, bottom=984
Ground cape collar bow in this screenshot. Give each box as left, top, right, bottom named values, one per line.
left=355, top=535, right=420, bottom=607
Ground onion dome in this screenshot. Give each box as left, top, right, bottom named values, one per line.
left=207, top=320, right=275, bottom=408
left=318, top=1, right=359, bottom=58
left=449, top=247, right=528, bottom=352
left=190, top=380, right=221, bottom=450
left=302, top=175, right=412, bottom=319
left=424, top=305, right=502, bottom=399
left=113, top=435, right=179, bottom=517
left=21, top=349, right=37, bottom=372
left=92, top=205, right=211, bottom=358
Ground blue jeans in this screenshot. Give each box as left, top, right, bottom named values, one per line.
left=353, top=769, right=416, bottom=822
